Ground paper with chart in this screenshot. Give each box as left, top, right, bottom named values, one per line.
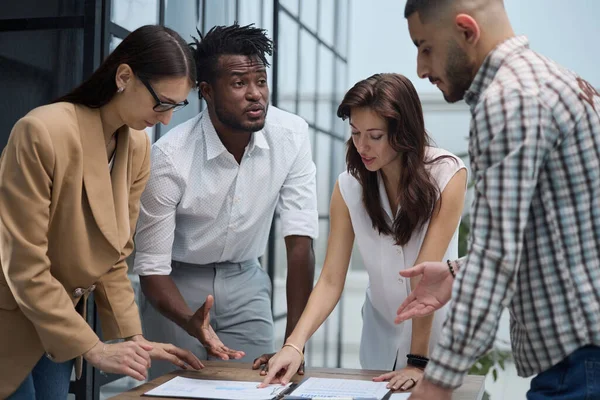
left=390, top=394, right=411, bottom=400
left=290, top=377, right=390, bottom=399
left=143, top=377, right=292, bottom=400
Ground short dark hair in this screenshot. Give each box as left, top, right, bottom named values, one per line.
left=404, top=0, right=452, bottom=21
left=190, top=23, right=273, bottom=89
left=56, top=25, right=195, bottom=108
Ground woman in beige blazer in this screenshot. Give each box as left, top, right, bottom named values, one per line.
left=0, top=25, right=203, bottom=399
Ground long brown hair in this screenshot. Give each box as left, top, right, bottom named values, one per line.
left=337, top=73, right=453, bottom=246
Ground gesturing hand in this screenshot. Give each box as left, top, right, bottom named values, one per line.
left=129, top=335, right=204, bottom=371
left=257, top=346, right=304, bottom=388
left=252, top=352, right=305, bottom=376
left=184, top=295, right=245, bottom=360
left=395, top=261, right=454, bottom=324
left=83, top=340, right=153, bottom=381
left=373, top=366, right=423, bottom=391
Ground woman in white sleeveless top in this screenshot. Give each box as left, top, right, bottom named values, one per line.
left=260, top=74, right=467, bottom=392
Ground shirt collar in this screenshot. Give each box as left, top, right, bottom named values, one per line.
left=464, top=35, right=529, bottom=107
left=249, top=130, right=270, bottom=152
left=202, top=110, right=227, bottom=161
left=202, top=109, right=270, bottom=161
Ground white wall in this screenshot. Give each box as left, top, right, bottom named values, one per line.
left=348, top=0, right=600, bottom=91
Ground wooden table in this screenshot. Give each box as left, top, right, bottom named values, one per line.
left=111, top=360, right=485, bottom=400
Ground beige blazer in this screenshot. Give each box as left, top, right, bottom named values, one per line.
left=0, top=102, right=151, bottom=397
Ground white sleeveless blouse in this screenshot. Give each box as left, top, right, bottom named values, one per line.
left=338, top=146, right=467, bottom=370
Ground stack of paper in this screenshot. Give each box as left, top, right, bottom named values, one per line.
left=144, top=377, right=291, bottom=400
left=390, top=394, right=411, bottom=400
left=288, top=377, right=390, bottom=399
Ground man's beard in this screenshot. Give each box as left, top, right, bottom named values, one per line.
left=443, top=39, right=475, bottom=103
left=214, top=102, right=269, bottom=133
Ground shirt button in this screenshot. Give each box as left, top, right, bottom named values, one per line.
left=398, top=278, right=404, bottom=284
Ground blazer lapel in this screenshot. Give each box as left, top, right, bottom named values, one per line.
left=76, top=105, right=120, bottom=251
left=110, top=126, right=131, bottom=250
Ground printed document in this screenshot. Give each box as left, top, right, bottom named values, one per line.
left=143, top=377, right=291, bottom=400
left=289, top=377, right=390, bottom=399
left=389, top=393, right=411, bottom=400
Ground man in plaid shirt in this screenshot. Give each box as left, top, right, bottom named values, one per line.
left=396, top=0, right=600, bottom=399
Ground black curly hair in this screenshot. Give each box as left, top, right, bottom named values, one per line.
left=190, top=23, right=273, bottom=94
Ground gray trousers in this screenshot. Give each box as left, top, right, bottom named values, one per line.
left=140, top=259, right=275, bottom=380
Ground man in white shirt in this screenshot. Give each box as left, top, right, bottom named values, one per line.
left=133, top=24, right=318, bottom=379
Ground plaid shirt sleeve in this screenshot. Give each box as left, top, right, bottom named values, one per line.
left=424, top=91, right=553, bottom=388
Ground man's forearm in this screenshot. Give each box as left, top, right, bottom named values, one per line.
left=139, top=275, right=194, bottom=330
left=284, top=236, right=315, bottom=340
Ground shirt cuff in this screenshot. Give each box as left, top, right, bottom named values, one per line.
left=132, top=252, right=172, bottom=275
left=46, top=325, right=100, bottom=363
left=455, top=256, right=467, bottom=272
left=280, top=209, right=319, bottom=239
left=424, top=345, right=474, bottom=388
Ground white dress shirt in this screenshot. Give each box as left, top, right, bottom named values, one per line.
left=338, top=147, right=466, bottom=370
left=133, top=106, right=319, bottom=276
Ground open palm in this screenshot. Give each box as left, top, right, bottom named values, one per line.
left=394, top=261, right=454, bottom=324
left=185, top=295, right=245, bottom=360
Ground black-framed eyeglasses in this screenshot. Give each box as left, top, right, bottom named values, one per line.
left=138, top=76, right=188, bottom=112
